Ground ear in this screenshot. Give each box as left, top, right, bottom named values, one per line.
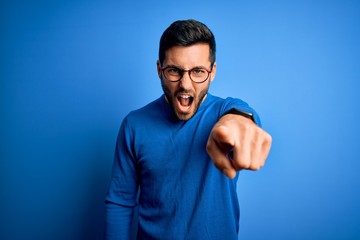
left=157, top=60, right=162, bottom=78
left=210, top=62, right=217, bottom=82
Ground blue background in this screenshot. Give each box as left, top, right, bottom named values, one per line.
left=1, top=0, right=359, bottom=239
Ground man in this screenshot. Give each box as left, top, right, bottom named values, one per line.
left=105, top=19, right=272, bottom=239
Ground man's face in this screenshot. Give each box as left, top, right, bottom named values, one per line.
left=157, top=43, right=217, bottom=121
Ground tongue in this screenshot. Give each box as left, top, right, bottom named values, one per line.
left=179, top=97, right=190, bottom=107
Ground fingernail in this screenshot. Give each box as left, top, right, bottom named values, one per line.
left=222, top=168, right=236, bottom=179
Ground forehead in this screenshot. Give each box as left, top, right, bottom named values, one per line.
left=164, top=43, right=211, bottom=67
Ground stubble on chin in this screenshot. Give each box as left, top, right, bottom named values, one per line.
left=163, top=90, right=208, bottom=121
left=160, top=80, right=210, bottom=121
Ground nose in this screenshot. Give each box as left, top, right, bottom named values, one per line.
left=179, top=72, right=193, bottom=89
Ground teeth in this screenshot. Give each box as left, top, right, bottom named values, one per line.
left=177, top=94, right=192, bottom=107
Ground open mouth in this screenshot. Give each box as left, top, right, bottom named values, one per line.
left=177, top=94, right=194, bottom=108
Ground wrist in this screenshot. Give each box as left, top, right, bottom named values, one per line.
left=224, top=108, right=254, bottom=122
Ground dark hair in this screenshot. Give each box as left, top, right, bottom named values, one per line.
left=159, top=19, right=216, bottom=66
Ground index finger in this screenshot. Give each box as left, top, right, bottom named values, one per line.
left=206, top=135, right=237, bottom=179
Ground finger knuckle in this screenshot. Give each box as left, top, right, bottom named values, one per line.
left=249, top=162, right=261, bottom=171
left=236, top=161, right=250, bottom=170
left=240, top=122, right=252, bottom=133
left=265, top=132, right=272, bottom=144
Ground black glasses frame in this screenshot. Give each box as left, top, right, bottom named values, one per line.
left=160, top=66, right=213, bottom=83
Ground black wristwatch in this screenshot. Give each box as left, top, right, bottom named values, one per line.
left=225, top=108, right=254, bottom=122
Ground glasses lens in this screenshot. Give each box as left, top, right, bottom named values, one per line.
left=164, top=67, right=182, bottom=82
left=190, top=68, right=209, bottom=83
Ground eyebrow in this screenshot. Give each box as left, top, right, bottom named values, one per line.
left=163, top=64, right=210, bottom=70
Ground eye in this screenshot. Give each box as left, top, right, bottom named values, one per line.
left=192, top=68, right=206, bottom=76
left=166, top=67, right=182, bottom=75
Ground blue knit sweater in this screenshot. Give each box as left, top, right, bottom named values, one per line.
left=105, top=94, right=260, bottom=239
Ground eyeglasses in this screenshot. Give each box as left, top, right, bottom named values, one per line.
left=161, top=66, right=213, bottom=83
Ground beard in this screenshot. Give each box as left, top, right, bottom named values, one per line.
left=161, top=79, right=210, bottom=121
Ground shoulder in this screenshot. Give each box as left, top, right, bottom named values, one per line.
left=120, top=95, right=171, bottom=131
left=203, top=94, right=260, bottom=124
left=125, top=96, right=163, bottom=119
left=204, top=94, right=251, bottom=114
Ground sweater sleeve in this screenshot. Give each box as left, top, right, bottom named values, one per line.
left=105, top=201, right=135, bottom=240
left=221, top=97, right=262, bottom=127
left=105, top=117, right=139, bottom=238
